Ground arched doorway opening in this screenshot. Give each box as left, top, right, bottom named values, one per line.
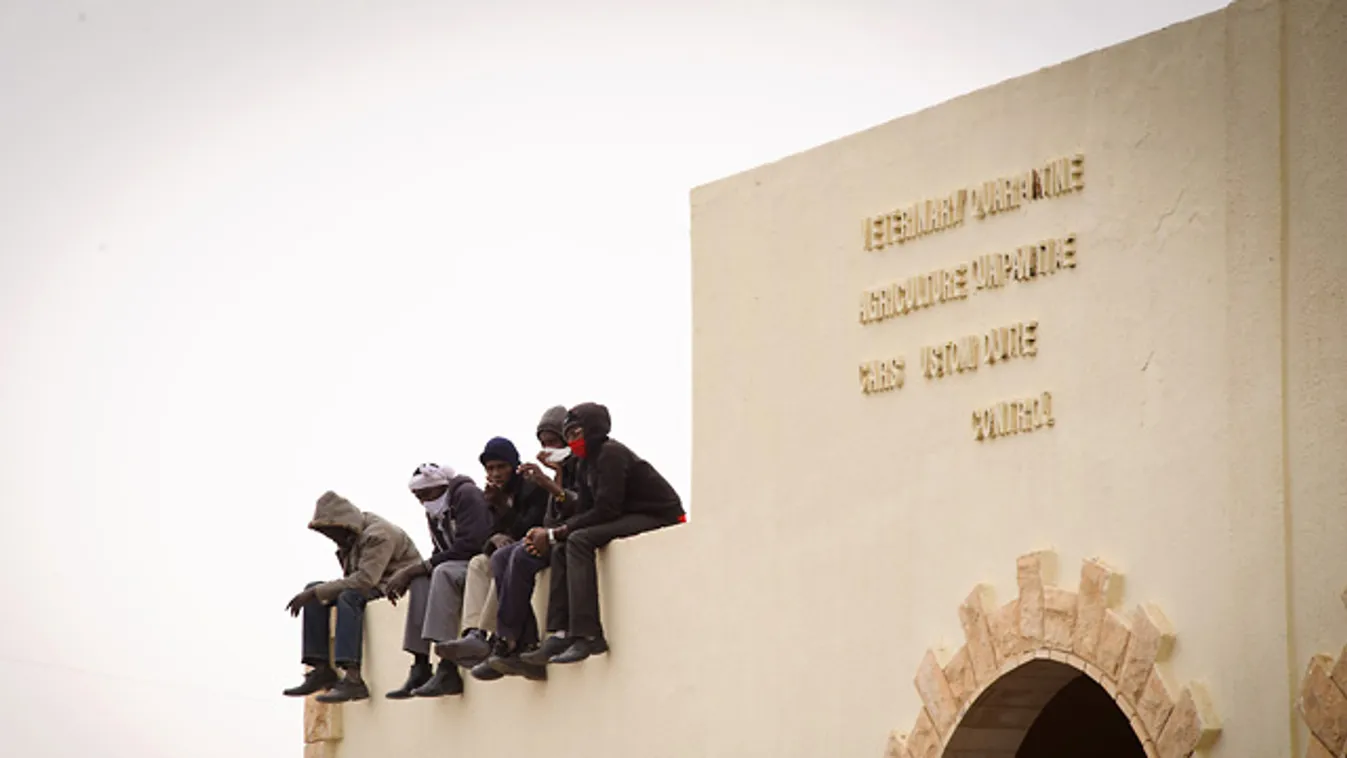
left=943, top=659, right=1145, bottom=758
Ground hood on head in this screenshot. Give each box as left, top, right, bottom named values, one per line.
left=479, top=436, right=521, bottom=467
left=536, top=405, right=567, bottom=442
left=564, top=402, right=611, bottom=441
left=308, top=491, right=364, bottom=535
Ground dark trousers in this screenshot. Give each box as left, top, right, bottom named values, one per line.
left=546, top=514, right=675, bottom=639
left=300, top=581, right=371, bottom=668
left=491, top=541, right=548, bottom=647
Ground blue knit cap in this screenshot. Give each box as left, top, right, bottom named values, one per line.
left=479, top=436, right=521, bottom=467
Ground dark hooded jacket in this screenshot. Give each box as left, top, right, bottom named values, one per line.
left=478, top=436, right=550, bottom=551
left=308, top=491, right=423, bottom=603
left=543, top=456, right=581, bottom=527
left=425, top=475, right=494, bottom=566
left=486, top=474, right=550, bottom=550
left=561, top=402, right=685, bottom=533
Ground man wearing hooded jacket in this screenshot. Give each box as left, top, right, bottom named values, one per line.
left=431, top=435, right=550, bottom=672
left=519, top=402, right=685, bottom=665
left=382, top=463, right=493, bottom=698
left=282, top=491, right=423, bottom=703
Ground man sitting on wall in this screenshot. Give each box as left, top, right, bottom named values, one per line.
left=383, top=463, right=492, bottom=698
left=282, top=491, right=424, bottom=703
left=475, top=406, right=578, bottom=680
left=431, top=435, right=550, bottom=674
left=520, top=402, right=686, bottom=666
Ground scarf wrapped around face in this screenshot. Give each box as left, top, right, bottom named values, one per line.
left=409, top=463, right=455, bottom=519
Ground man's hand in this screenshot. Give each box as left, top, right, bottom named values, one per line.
left=523, top=527, right=550, bottom=557
left=286, top=588, right=317, bottom=617
left=518, top=463, right=562, bottom=496
left=483, top=481, right=505, bottom=505
left=537, top=450, right=562, bottom=472
left=385, top=562, right=428, bottom=600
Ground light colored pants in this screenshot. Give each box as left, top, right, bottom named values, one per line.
left=462, top=553, right=498, bottom=634
left=401, top=555, right=498, bottom=655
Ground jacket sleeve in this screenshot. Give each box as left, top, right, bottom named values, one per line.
left=507, top=484, right=552, bottom=539
left=312, top=530, right=394, bottom=603
left=563, top=449, right=629, bottom=532
left=428, top=487, right=493, bottom=565
left=542, top=488, right=581, bottom=527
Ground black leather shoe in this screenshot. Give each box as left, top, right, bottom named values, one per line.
left=519, top=635, right=571, bottom=666
left=435, top=629, right=492, bottom=669
left=316, top=676, right=370, bottom=703
left=488, top=648, right=548, bottom=681
left=550, top=636, right=608, bottom=665
left=470, top=660, right=505, bottom=681
left=385, top=662, right=433, bottom=699
left=283, top=666, right=339, bottom=697
left=411, top=661, right=463, bottom=697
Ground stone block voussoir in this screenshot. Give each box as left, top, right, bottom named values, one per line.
left=1299, top=654, right=1347, bottom=755
left=1097, top=609, right=1133, bottom=682
left=1043, top=587, right=1077, bottom=651
left=990, top=599, right=1026, bottom=664
left=1118, top=604, right=1175, bottom=702
left=1072, top=558, right=1120, bottom=664
left=942, top=645, right=978, bottom=708
left=1136, top=667, right=1177, bottom=740
left=914, top=649, right=960, bottom=735
left=905, top=708, right=942, bottom=758
left=1016, top=551, right=1055, bottom=647
left=1329, top=645, right=1347, bottom=696
left=1156, top=684, right=1220, bottom=758
left=958, top=584, right=1000, bottom=687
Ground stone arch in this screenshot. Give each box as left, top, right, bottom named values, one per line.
left=883, top=552, right=1221, bottom=758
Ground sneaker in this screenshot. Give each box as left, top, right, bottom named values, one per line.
left=282, top=666, right=339, bottom=697
left=315, top=676, right=370, bottom=703
left=519, top=634, right=571, bottom=666
left=550, top=636, right=608, bottom=665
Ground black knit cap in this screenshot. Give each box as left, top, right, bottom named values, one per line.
left=478, top=436, right=521, bottom=467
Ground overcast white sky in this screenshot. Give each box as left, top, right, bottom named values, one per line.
left=0, top=1, right=1225, bottom=755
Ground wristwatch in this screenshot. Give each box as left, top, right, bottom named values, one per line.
left=547, top=528, right=556, bottom=545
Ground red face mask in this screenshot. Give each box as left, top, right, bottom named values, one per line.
left=568, top=438, right=587, bottom=459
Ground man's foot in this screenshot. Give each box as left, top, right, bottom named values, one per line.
left=519, top=634, right=570, bottom=666
left=411, top=661, right=463, bottom=697
left=315, top=676, right=370, bottom=703
left=487, top=641, right=548, bottom=681
left=489, top=654, right=548, bottom=681
left=469, top=660, right=505, bottom=682
left=385, top=661, right=433, bottom=700
left=434, top=629, right=492, bottom=668
left=282, top=666, right=339, bottom=697
left=550, top=636, right=608, bottom=665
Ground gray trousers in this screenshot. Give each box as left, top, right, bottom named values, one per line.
left=402, top=559, right=471, bottom=655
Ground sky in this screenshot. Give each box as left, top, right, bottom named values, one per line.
left=0, top=1, right=1226, bottom=755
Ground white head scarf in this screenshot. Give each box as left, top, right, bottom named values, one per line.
left=409, top=463, right=456, bottom=519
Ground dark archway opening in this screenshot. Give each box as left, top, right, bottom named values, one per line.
left=1014, top=674, right=1145, bottom=758
left=942, top=660, right=1145, bottom=758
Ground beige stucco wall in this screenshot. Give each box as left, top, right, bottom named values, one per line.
left=1284, top=0, right=1347, bottom=752
left=319, top=1, right=1346, bottom=756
